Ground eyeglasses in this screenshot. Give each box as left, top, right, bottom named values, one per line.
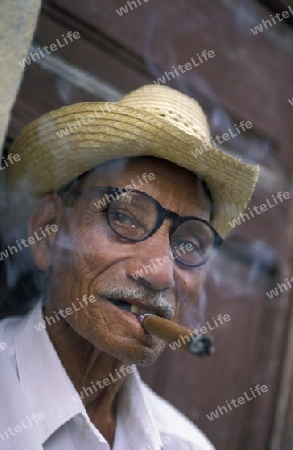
left=88, top=186, right=223, bottom=268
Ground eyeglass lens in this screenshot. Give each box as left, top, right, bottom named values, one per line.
left=107, top=191, right=215, bottom=267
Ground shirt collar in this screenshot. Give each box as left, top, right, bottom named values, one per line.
left=117, top=366, right=163, bottom=450
left=14, top=300, right=99, bottom=445
left=14, top=300, right=163, bottom=449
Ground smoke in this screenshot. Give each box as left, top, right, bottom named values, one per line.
left=180, top=287, right=208, bottom=330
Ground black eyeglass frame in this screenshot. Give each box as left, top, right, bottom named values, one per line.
left=88, top=186, right=223, bottom=268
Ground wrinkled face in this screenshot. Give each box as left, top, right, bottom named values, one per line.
left=34, top=157, right=212, bottom=365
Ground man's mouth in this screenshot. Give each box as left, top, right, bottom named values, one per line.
left=107, top=299, right=160, bottom=317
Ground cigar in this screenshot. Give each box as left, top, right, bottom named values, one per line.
left=139, top=314, right=214, bottom=357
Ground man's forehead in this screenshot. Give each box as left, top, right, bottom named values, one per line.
left=82, top=156, right=212, bottom=218
left=85, top=156, right=196, bottom=186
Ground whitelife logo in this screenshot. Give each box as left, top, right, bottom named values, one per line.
left=55, top=103, right=115, bottom=139
left=92, top=173, right=155, bottom=211
left=18, top=31, right=81, bottom=68
left=116, top=0, right=150, bottom=16
left=153, top=50, right=215, bottom=86
left=206, top=385, right=268, bottom=421
left=0, top=341, right=7, bottom=352
left=0, top=154, right=21, bottom=171
left=250, top=6, right=293, bottom=35
left=191, top=120, right=253, bottom=158
left=0, top=413, right=45, bottom=443
left=0, top=225, right=58, bottom=261
left=34, top=295, right=97, bottom=332
left=266, top=276, right=293, bottom=299
left=72, top=365, right=134, bottom=402
left=131, top=243, right=194, bottom=280
left=228, top=191, right=291, bottom=228
left=169, top=314, right=231, bottom=351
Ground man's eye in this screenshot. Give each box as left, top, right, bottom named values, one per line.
left=109, top=211, right=137, bottom=228
left=176, top=239, right=203, bottom=254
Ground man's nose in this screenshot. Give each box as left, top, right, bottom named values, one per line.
left=127, top=226, right=176, bottom=291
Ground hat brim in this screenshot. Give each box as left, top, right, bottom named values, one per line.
left=7, top=102, right=259, bottom=237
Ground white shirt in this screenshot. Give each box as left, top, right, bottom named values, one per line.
left=0, top=301, right=215, bottom=450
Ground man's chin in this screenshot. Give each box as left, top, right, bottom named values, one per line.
left=117, top=341, right=166, bottom=367
left=134, top=355, right=161, bottom=367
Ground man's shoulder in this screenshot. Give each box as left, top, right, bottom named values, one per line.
left=0, top=313, right=24, bottom=330
left=140, top=380, right=215, bottom=450
left=0, top=313, right=22, bottom=345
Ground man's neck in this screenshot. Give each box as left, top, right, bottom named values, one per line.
left=43, top=302, right=132, bottom=446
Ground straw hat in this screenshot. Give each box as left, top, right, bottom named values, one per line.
left=6, top=84, right=259, bottom=237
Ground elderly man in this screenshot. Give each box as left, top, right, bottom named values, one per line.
left=0, top=85, right=259, bottom=449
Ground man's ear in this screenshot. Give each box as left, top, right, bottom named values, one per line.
left=28, top=193, right=64, bottom=271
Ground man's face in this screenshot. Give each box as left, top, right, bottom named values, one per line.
left=43, top=157, right=212, bottom=365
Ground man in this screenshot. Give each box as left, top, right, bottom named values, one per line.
left=0, top=85, right=259, bottom=449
